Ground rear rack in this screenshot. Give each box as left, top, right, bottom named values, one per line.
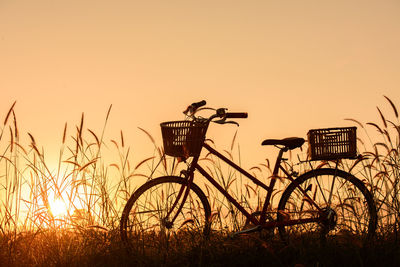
left=307, top=127, right=357, bottom=161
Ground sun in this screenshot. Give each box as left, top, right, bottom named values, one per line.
left=49, top=198, right=69, bottom=218
left=45, top=184, right=85, bottom=222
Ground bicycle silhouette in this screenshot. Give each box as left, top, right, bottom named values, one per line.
left=120, top=100, right=377, bottom=251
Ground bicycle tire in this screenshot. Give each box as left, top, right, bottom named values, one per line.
left=277, top=168, right=377, bottom=244
left=120, top=176, right=211, bottom=252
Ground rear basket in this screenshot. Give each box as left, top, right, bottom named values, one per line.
left=307, top=127, right=357, bottom=160
left=161, top=120, right=208, bottom=158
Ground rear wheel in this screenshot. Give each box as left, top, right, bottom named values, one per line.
left=120, top=176, right=211, bottom=253
left=277, top=168, right=377, bottom=244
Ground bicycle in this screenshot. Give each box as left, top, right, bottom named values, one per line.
left=120, top=100, right=377, bottom=251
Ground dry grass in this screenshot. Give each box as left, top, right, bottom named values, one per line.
left=344, top=96, right=400, bottom=239
left=1, top=229, right=399, bottom=266
left=0, top=97, right=400, bottom=266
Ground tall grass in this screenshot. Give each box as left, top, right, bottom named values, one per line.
left=0, top=104, right=146, bottom=233
left=0, top=98, right=397, bottom=233
left=343, top=96, right=400, bottom=238
left=0, top=97, right=400, bottom=265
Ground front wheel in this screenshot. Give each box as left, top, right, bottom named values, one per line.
left=277, top=168, right=377, bottom=244
left=120, top=176, right=211, bottom=253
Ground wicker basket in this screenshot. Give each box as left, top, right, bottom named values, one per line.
left=307, top=127, right=357, bottom=160
left=160, top=121, right=208, bottom=158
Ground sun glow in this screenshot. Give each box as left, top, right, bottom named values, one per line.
left=49, top=198, right=69, bottom=218
left=43, top=176, right=86, bottom=221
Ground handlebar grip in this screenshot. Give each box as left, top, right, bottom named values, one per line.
left=225, top=112, right=248, bottom=119
left=191, top=100, right=207, bottom=109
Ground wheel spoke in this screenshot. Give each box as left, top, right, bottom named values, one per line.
left=120, top=176, right=211, bottom=253
left=314, top=172, right=329, bottom=207
left=277, top=168, right=377, bottom=244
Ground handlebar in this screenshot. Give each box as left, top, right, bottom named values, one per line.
left=183, top=100, right=207, bottom=115
left=191, top=100, right=207, bottom=109
left=184, top=100, right=248, bottom=125
left=225, top=112, right=248, bottom=119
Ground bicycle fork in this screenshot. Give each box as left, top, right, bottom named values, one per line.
left=162, top=157, right=198, bottom=230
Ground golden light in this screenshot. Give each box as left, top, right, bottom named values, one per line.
left=45, top=180, right=84, bottom=221
left=49, top=198, right=69, bottom=218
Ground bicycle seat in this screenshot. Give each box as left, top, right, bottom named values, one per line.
left=261, top=137, right=305, bottom=150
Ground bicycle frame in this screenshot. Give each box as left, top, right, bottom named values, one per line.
left=121, top=102, right=376, bottom=247
left=168, top=141, right=324, bottom=230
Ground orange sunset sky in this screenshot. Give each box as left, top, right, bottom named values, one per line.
left=1, top=0, right=400, bottom=168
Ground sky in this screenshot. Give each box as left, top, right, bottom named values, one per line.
left=1, top=0, right=400, bottom=169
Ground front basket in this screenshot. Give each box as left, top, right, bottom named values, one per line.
left=161, top=121, right=208, bottom=158
left=307, top=127, right=357, bottom=161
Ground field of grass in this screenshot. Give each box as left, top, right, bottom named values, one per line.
left=0, top=97, right=400, bottom=266
left=1, top=228, right=400, bottom=266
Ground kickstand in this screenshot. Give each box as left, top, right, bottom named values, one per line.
left=231, top=225, right=262, bottom=238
